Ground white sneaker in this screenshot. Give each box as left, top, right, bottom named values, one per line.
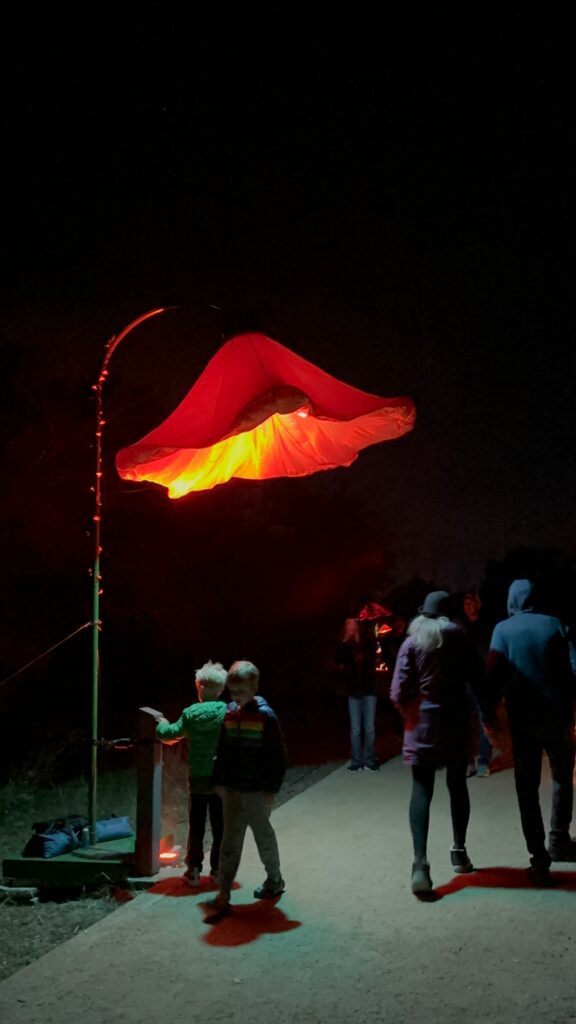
left=184, top=868, right=201, bottom=887
left=411, top=863, right=433, bottom=894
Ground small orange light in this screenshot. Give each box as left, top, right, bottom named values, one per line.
left=159, top=851, right=179, bottom=862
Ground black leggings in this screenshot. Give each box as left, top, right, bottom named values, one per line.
left=409, top=763, right=470, bottom=863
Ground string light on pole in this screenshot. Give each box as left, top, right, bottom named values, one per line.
left=88, top=306, right=177, bottom=843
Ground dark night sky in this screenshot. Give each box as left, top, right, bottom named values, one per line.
left=1, top=8, right=575, bottom=721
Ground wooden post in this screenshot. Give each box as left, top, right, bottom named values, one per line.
left=135, top=707, right=163, bottom=876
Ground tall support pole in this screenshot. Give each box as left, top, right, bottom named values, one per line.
left=89, top=307, right=174, bottom=842
left=135, top=707, right=163, bottom=876
left=89, top=377, right=104, bottom=843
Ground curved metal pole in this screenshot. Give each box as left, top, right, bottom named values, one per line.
left=89, top=306, right=176, bottom=842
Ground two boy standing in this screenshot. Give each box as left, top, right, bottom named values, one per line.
left=156, top=659, right=286, bottom=915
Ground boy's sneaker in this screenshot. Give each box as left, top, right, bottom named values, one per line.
left=346, top=764, right=364, bottom=772
left=184, top=867, right=201, bottom=887
left=411, top=862, right=433, bottom=894
left=204, top=893, right=231, bottom=918
left=528, top=860, right=554, bottom=886
left=450, top=846, right=474, bottom=873
left=476, top=764, right=490, bottom=778
left=548, top=836, right=576, bottom=862
left=364, top=764, right=380, bottom=773
left=253, top=878, right=285, bottom=899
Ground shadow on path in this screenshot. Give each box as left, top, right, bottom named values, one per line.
left=200, top=900, right=301, bottom=947
left=435, top=867, right=576, bottom=898
left=146, top=876, right=300, bottom=946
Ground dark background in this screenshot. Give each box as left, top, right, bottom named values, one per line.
left=1, top=8, right=574, bottom=773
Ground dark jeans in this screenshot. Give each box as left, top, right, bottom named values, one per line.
left=348, top=694, right=377, bottom=768
left=467, top=687, right=491, bottom=768
left=477, top=727, right=492, bottom=769
left=187, top=789, right=224, bottom=874
left=510, top=720, right=575, bottom=863
left=409, top=762, right=470, bottom=864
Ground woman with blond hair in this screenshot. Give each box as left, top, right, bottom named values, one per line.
left=391, top=591, right=488, bottom=895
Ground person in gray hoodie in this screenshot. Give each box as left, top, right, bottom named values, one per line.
left=487, top=579, right=576, bottom=883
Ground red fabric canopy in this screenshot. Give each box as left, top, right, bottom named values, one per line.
left=116, top=332, right=415, bottom=497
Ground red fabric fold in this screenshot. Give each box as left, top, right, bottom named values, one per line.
left=116, top=332, right=415, bottom=497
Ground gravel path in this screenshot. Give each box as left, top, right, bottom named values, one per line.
left=2, top=756, right=575, bottom=1024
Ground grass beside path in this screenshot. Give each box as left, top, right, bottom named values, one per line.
left=0, top=761, right=344, bottom=983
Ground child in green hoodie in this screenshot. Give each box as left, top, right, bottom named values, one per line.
left=155, top=661, right=228, bottom=886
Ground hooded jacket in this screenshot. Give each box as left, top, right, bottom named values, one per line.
left=156, top=700, right=226, bottom=778
left=488, top=580, right=576, bottom=728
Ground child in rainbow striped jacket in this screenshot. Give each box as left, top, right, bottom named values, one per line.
left=211, top=660, right=287, bottom=914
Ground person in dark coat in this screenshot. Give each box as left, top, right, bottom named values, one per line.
left=487, top=579, right=576, bottom=884
left=390, top=590, right=489, bottom=895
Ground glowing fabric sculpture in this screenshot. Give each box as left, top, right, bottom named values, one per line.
left=116, top=332, right=415, bottom=497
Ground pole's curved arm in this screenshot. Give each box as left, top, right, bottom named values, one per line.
left=89, top=305, right=178, bottom=841
left=100, top=306, right=180, bottom=377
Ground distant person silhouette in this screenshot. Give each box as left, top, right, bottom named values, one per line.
left=339, top=602, right=386, bottom=772
left=462, top=591, right=493, bottom=778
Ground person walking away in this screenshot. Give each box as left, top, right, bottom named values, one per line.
left=209, top=660, right=287, bottom=916
left=391, top=591, right=490, bottom=895
left=487, top=579, right=576, bottom=885
left=155, top=661, right=228, bottom=886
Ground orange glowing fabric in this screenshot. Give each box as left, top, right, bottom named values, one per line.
left=116, top=332, right=416, bottom=497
